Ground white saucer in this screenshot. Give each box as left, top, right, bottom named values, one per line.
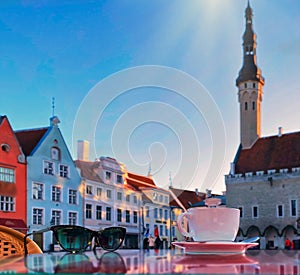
left=172, top=241, right=259, bottom=255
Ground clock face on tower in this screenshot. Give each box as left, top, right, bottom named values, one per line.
left=51, top=147, right=60, bottom=160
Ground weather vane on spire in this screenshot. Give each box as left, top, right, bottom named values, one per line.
left=50, top=97, right=60, bottom=126
left=52, top=97, right=55, bottom=117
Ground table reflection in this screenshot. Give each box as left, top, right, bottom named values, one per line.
left=25, top=251, right=127, bottom=274
left=0, top=249, right=300, bottom=274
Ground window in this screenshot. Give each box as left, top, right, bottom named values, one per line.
left=117, top=209, right=122, bottom=222
left=105, top=171, right=111, bottom=181
left=86, top=204, right=92, bottom=219
left=159, top=209, right=163, bottom=219
left=244, top=83, right=247, bottom=88
left=153, top=193, right=158, bottom=201
left=291, top=200, right=297, bottom=217
left=33, top=208, right=43, bottom=225
left=0, top=167, right=15, bottom=183
left=96, top=188, right=102, bottom=198
left=126, top=210, right=130, bottom=223
left=68, top=189, right=77, bottom=204
left=252, top=101, right=255, bottom=110
left=245, top=102, right=248, bottom=111
left=145, top=206, right=149, bottom=218
left=159, top=195, right=163, bottom=202
left=126, top=194, right=130, bottom=202
left=171, top=210, right=176, bottom=221
left=106, top=190, right=112, bottom=199
left=68, top=212, right=77, bottom=225
left=154, top=208, right=158, bottom=219
left=106, top=207, right=111, bottom=221
left=32, top=182, right=43, bottom=200
left=171, top=226, right=175, bottom=237
left=1, top=144, right=10, bottom=152
left=52, top=186, right=61, bottom=202
left=0, top=196, right=15, bottom=212
left=96, top=205, right=102, bottom=220
left=277, top=205, right=284, bottom=217
left=253, top=83, right=256, bottom=88
left=59, top=164, right=70, bottom=178
left=159, top=225, right=163, bottom=236
left=117, top=192, right=122, bottom=201
left=164, top=196, right=169, bottom=204
left=86, top=185, right=93, bottom=195
left=51, top=147, right=60, bottom=160
left=252, top=206, right=258, bottom=218
left=133, top=211, right=137, bottom=223
left=43, top=161, right=54, bottom=175
left=117, top=175, right=123, bottom=184
left=164, top=209, right=168, bottom=220
left=239, top=207, right=244, bottom=218
left=133, top=195, right=137, bottom=204
left=165, top=226, right=168, bottom=236
left=51, top=210, right=61, bottom=225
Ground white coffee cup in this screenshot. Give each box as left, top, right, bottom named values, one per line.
left=177, top=198, right=240, bottom=242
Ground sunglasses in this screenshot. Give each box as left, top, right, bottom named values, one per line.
left=24, top=225, right=126, bottom=255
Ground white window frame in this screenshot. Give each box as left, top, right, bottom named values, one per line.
left=277, top=204, right=284, bottom=218
left=43, top=160, right=55, bottom=175
left=51, top=209, right=62, bottom=225
left=68, top=212, right=77, bottom=225
left=0, top=167, right=15, bottom=183
left=59, top=164, right=70, bottom=178
left=106, top=189, right=112, bottom=199
left=290, top=199, right=297, bottom=217
left=68, top=189, right=77, bottom=205
left=51, top=186, right=61, bottom=202
left=32, top=208, right=44, bottom=225
left=86, top=185, right=93, bottom=195
left=32, top=182, right=44, bottom=200
left=86, top=204, right=92, bottom=219
left=0, top=196, right=15, bottom=212
left=96, top=205, right=102, bottom=220
left=117, top=192, right=122, bottom=201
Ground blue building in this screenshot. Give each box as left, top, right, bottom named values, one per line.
left=15, top=116, right=83, bottom=251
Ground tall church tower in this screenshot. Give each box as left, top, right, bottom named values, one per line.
left=236, top=1, right=264, bottom=149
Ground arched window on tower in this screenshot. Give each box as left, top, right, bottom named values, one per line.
left=245, top=102, right=248, bottom=111
left=252, top=102, right=255, bottom=110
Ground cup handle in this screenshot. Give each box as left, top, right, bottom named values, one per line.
left=177, top=212, right=193, bottom=238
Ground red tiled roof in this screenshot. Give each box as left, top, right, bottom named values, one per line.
left=169, top=187, right=204, bottom=209
left=15, top=128, right=48, bottom=156
left=235, top=131, right=300, bottom=174
left=125, top=172, right=157, bottom=191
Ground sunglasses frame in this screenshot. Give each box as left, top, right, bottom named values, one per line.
left=23, top=225, right=126, bottom=255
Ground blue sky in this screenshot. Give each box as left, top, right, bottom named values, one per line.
left=0, top=0, right=299, bottom=194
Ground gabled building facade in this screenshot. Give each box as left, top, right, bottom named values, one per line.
left=0, top=116, right=27, bottom=233
left=75, top=156, right=142, bottom=249
left=125, top=172, right=171, bottom=248
left=226, top=2, right=300, bottom=249
left=15, top=116, right=82, bottom=251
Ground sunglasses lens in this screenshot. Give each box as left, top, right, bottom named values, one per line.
left=55, top=226, right=93, bottom=252
left=99, top=227, right=125, bottom=251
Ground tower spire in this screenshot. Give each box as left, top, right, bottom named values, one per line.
left=236, top=2, right=265, bottom=149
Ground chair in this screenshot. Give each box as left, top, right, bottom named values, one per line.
left=0, top=225, right=42, bottom=257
